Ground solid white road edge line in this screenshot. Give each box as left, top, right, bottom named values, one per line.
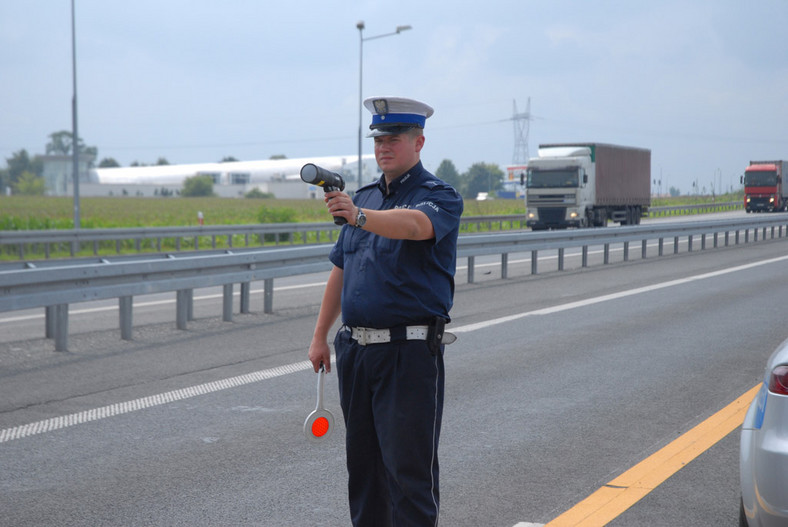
left=451, top=254, right=788, bottom=334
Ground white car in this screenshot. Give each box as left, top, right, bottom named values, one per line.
left=740, top=337, right=788, bottom=526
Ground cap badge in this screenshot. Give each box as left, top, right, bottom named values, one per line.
left=373, top=99, right=389, bottom=116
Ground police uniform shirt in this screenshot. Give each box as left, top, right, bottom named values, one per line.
left=329, top=161, right=463, bottom=329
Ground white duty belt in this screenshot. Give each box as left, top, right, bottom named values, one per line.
left=349, top=325, right=457, bottom=346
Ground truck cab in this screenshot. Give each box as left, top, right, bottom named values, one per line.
left=742, top=162, right=786, bottom=212
left=524, top=146, right=594, bottom=229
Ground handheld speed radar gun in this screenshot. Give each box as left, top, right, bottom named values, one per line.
left=300, top=163, right=347, bottom=225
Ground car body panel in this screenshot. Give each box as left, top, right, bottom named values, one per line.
left=740, top=337, right=788, bottom=526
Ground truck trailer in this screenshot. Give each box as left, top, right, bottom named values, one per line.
left=523, top=143, right=651, bottom=229
left=742, top=160, right=788, bottom=212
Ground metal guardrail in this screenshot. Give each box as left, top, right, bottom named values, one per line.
left=460, top=214, right=784, bottom=279
left=1, top=245, right=335, bottom=351
left=0, top=212, right=783, bottom=352
left=0, top=202, right=741, bottom=260
left=0, top=216, right=519, bottom=260
left=648, top=200, right=741, bottom=216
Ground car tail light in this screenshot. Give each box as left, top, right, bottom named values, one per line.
left=768, top=365, right=788, bottom=395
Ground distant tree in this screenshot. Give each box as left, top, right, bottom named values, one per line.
left=221, top=156, right=239, bottom=163
left=155, top=157, right=170, bottom=166
left=436, top=159, right=462, bottom=191
left=462, top=162, right=505, bottom=199
left=12, top=171, right=45, bottom=195
left=2, top=151, right=31, bottom=193
left=46, top=131, right=74, bottom=155
left=5, top=149, right=43, bottom=184
left=669, top=186, right=681, bottom=197
left=83, top=146, right=99, bottom=166
left=269, top=154, right=287, bottom=160
left=98, top=157, right=120, bottom=168
left=45, top=130, right=98, bottom=167
left=181, top=174, right=215, bottom=197
left=245, top=188, right=273, bottom=199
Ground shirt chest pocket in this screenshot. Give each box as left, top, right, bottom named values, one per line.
left=341, top=228, right=363, bottom=254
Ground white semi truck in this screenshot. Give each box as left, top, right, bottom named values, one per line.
left=523, top=143, right=651, bottom=230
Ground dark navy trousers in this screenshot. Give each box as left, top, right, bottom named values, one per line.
left=334, top=328, right=444, bottom=527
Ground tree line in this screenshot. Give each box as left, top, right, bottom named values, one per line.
left=434, top=160, right=506, bottom=200
left=1, top=131, right=509, bottom=199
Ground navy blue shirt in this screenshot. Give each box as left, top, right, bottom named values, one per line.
left=329, top=161, right=463, bottom=328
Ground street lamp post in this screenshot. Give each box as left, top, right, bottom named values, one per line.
left=71, top=0, right=80, bottom=229
left=357, top=22, right=411, bottom=189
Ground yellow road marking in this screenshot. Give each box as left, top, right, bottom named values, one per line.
left=545, top=384, right=761, bottom=527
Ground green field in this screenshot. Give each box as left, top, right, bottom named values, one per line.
left=0, top=193, right=741, bottom=230
left=0, top=194, right=743, bottom=260
left=0, top=195, right=528, bottom=230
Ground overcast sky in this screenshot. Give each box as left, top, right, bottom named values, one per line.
left=2, top=1, right=787, bottom=195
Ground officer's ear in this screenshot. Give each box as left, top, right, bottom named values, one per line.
left=414, top=133, right=425, bottom=153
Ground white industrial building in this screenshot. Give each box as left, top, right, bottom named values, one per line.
left=41, top=154, right=379, bottom=199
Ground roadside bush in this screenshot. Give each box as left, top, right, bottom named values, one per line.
left=257, top=205, right=297, bottom=223
left=245, top=188, right=274, bottom=199
left=257, top=205, right=298, bottom=242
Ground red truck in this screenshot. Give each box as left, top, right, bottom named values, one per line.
left=742, top=160, right=788, bottom=212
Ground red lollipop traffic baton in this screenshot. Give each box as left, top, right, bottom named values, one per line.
left=304, top=364, right=335, bottom=443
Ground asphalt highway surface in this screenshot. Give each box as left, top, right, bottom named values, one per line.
left=1, top=213, right=786, bottom=526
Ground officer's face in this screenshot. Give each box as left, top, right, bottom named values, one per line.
left=374, top=132, right=424, bottom=179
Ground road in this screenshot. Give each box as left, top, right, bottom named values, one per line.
left=1, top=212, right=786, bottom=526
left=0, top=209, right=753, bottom=345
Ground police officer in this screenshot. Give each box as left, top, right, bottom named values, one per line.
left=308, top=96, right=463, bottom=526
